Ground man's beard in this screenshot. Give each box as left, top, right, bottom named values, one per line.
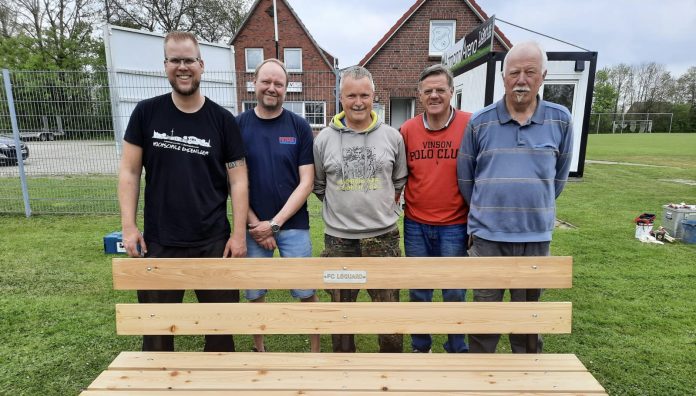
left=512, top=86, right=530, bottom=103
left=260, top=94, right=283, bottom=112
left=169, top=76, right=200, bottom=96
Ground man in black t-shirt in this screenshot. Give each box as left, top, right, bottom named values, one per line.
left=117, top=31, right=249, bottom=352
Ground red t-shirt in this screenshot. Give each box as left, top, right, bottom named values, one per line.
left=400, top=109, right=471, bottom=225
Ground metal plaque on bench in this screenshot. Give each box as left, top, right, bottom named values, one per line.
left=323, top=270, right=367, bottom=283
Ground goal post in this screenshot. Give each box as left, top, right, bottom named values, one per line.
left=612, top=119, right=653, bottom=134
left=591, top=112, right=673, bottom=134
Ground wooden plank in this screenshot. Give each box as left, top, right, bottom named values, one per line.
left=113, top=256, right=572, bottom=290
left=108, top=352, right=590, bottom=372
left=85, top=369, right=607, bottom=392
left=115, top=302, right=571, bottom=335
left=82, top=391, right=606, bottom=396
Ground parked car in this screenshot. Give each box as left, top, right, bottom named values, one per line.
left=19, top=130, right=64, bottom=141
left=0, top=135, right=29, bottom=165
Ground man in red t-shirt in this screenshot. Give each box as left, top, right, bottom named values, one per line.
left=400, top=64, right=472, bottom=353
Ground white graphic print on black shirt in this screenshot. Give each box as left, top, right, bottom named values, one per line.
left=123, top=93, right=245, bottom=247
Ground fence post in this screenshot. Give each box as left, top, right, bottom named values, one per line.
left=334, top=66, right=340, bottom=118
left=669, top=113, right=673, bottom=133
left=2, top=69, right=32, bottom=217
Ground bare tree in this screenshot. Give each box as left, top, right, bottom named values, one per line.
left=0, top=3, right=21, bottom=37
left=107, top=0, right=250, bottom=44
left=606, top=64, right=633, bottom=113
left=676, top=67, right=696, bottom=106
left=631, top=62, right=676, bottom=113
left=9, top=0, right=101, bottom=68
left=189, top=0, right=249, bottom=43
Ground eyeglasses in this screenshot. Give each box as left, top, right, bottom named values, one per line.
left=421, top=88, right=450, bottom=96
left=165, top=57, right=201, bottom=66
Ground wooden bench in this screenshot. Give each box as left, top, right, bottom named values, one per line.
left=81, top=256, right=606, bottom=394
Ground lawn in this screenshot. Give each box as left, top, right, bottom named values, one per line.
left=0, top=133, right=695, bottom=395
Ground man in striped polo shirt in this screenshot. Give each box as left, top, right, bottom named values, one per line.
left=457, top=41, right=573, bottom=353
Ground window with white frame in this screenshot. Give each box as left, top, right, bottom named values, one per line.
left=284, top=101, right=326, bottom=126
left=244, top=101, right=326, bottom=126
left=303, top=102, right=325, bottom=126
left=245, top=48, right=263, bottom=72
left=429, top=20, right=456, bottom=57
left=284, top=48, right=302, bottom=72
left=282, top=101, right=303, bottom=115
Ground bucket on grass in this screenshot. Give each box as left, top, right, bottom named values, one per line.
left=635, top=224, right=653, bottom=239
left=634, top=213, right=655, bottom=239
left=682, top=220, right=696, bottom=244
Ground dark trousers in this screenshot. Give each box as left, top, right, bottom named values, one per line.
left=467, top=236, right=549, bottom=353
left=321, top=229, right=403, bottom=353
left=138, top=239, right=239, bottom=352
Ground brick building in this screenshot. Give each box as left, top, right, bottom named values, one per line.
left=231, top=0, right=338, bottom=130
left=359, top=0, right=512, bottom=128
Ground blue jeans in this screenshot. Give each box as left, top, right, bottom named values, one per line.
left=244, top=229, right=315, bottom=300
left=404, top=217, right=469, bottom=353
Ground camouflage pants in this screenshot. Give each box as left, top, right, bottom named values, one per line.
left=321, top=228, right=403, bottom=353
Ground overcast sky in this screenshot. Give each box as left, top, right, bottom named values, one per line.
left=287, top=0, right=696, bottom=77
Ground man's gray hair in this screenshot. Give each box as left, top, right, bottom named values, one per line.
left=502, top=41, right=548, bottom=76
left=340, top=66, right=375, bottom=91
left=418, top=64, right=454, bottom=90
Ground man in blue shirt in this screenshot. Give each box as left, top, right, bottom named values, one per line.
left=457, top=41, right=573, bottom=353
left=237, top=58, right=319, bottom=353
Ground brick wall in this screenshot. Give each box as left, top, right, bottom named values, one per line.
left=363, top=0, right=508, bottom=125
left=231, top=0, right=337, bottom=125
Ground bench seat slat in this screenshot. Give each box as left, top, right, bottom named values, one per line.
left=82, top=392, right=606, bottom=396
left=108, top=351, right=588, bottom=372
left=116, top=302, right=572, bottom=335
left=108, top=352, right=590, bottom=372
left=84, top=369, right=606, bottom=393
left=113, top=257, right=572, bottom=290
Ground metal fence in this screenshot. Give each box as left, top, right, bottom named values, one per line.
left=0, top=69, right=338, bottom=215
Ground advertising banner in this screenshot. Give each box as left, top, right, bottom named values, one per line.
left=442, top=16, right=496, bottom=73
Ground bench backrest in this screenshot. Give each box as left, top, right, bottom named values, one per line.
left=112, top=256, right=572, bottom=338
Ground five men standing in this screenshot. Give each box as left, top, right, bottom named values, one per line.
left=400, top=64, right=472, bottom=353
left=237, top=58, right=320, bottom=353
left=457, top=41, right=573, bottom=353
left=118, top=30, right=572, bottom=355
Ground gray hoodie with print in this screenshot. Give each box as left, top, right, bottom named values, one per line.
left=313, top=110, right=408, bottom=239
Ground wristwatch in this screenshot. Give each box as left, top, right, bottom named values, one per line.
left=270, top=219, right=281, bottom=233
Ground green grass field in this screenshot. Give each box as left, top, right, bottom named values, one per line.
left=0, top=133, right=695, bottom=395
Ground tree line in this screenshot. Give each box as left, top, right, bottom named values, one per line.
left=1, top=1, right=694, bottom=134
left=0, top=0, right=250, bottom=71
left=592, top=63, right=696, bottom=132
left=0, top=0, right=250, bottom=136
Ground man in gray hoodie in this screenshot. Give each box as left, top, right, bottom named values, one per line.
left=313, top=66, right=407, bottom=353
